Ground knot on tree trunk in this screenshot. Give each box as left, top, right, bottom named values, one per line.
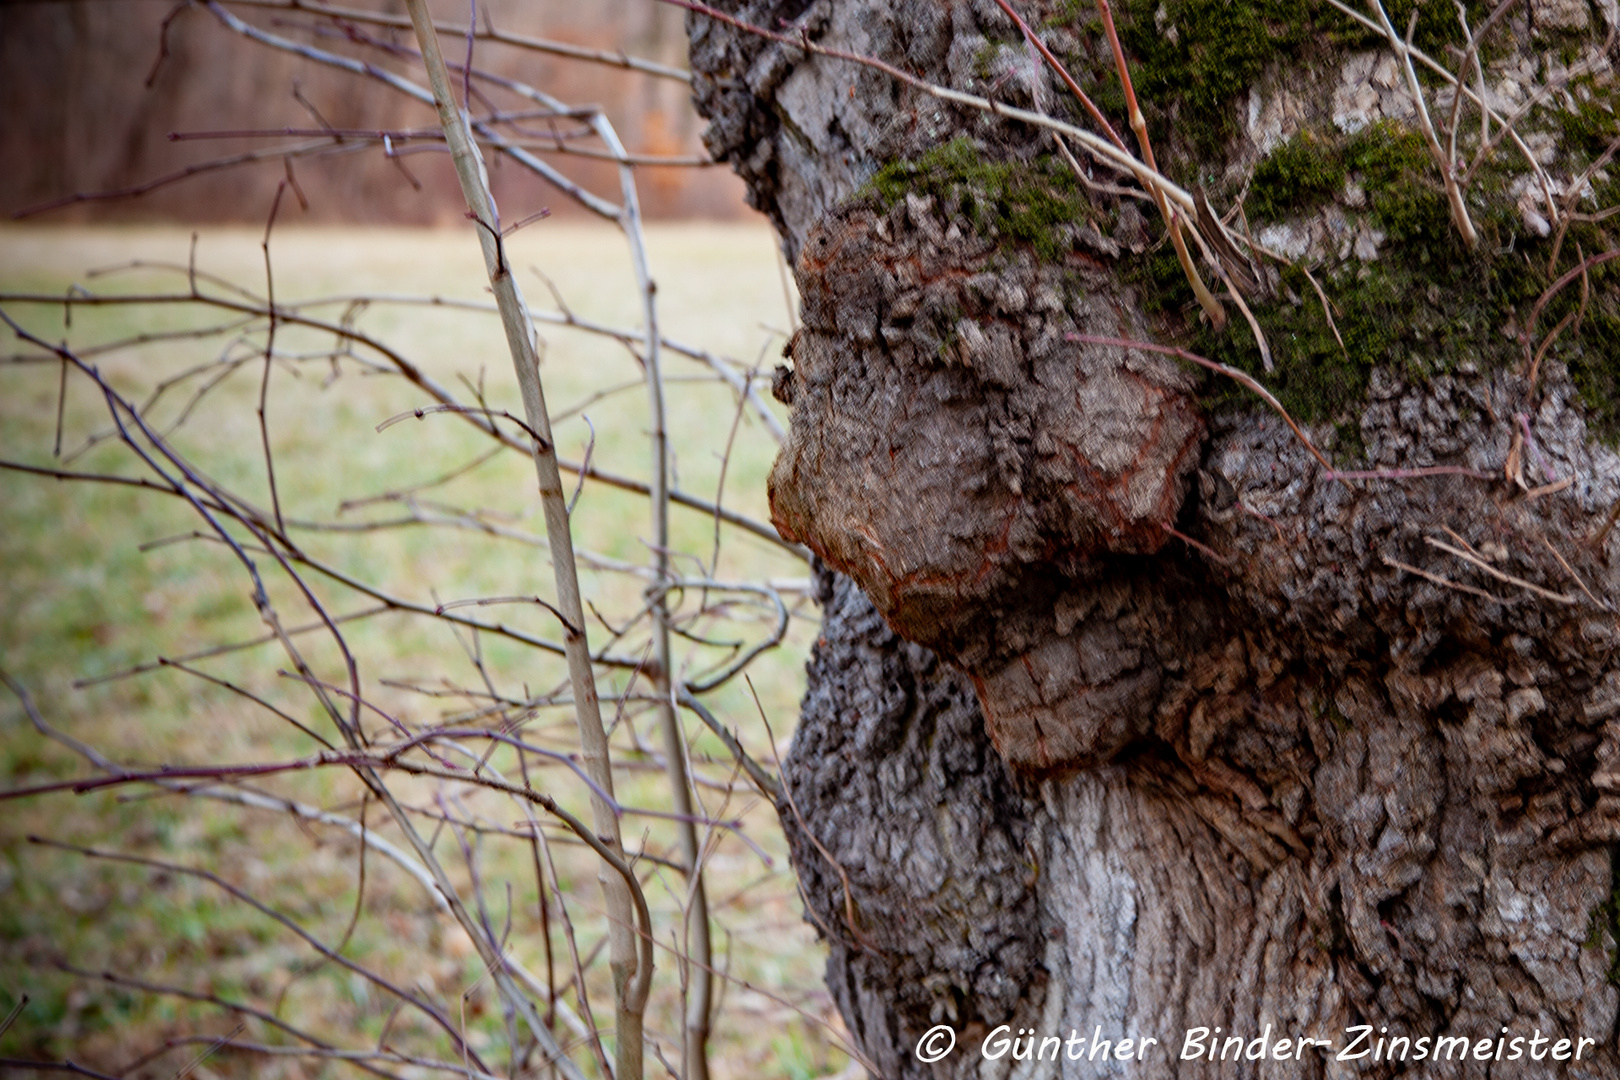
left=768, top=193, right=1203, bottom=771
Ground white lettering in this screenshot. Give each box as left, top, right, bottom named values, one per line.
left=1338, top=1025, right=1372, bottom=1061
left=1433, top=1035, right=1471, bottom=1061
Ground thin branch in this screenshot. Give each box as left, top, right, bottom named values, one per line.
left=1068, top=333, right=1333, bottom=472
left=1, top=288, right=799, bottom=552
left=1381, top=553, right=1499, bottom=600
left=400, top=5, right=647, bottom=1076
left=222, top=0, right=691, bottom=81
left=1322, top=0, right=1557, bottom=215
left=1092, top=0, right=1226, bottom=327
left=1424, top=536, right=1575, bottom=604
left=202, top=2, right=621, bottom=220
left=29, top=838, right=495, bottom=1073
left=663, top=0, right=1199, bottom=217
left=1523, top=247, right=1620, bottom=375
left=992, top=0, right=1127, bottom=151
left=1367, top=0, right=1478, bottom=248
left=14, top=139, right=366, bottom=219
left=1447, top=0, right=1519, bottom=167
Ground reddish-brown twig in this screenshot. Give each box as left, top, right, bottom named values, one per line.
left=1092, top=0, right=1226, bottom=328
left=1522, top=247, right=1620, bottom=387
left=991, top=0, right=1127, bottom=151
left=1069, top=332, right=1330, bottom=470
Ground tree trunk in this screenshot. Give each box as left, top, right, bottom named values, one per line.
left=690, top=1, right=1620, bottom=1076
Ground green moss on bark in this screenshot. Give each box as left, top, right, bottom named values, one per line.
left=1135, top=118, right=1620, bottom=447
left=865, top=137, right=1089, bottom=261
left=861, top=117, right=1620, bottom=452
left=1556, top=82, right=1620, bottom=162
left=1248, top=133, right=1347, bottom=221
left=1044, top=0, right=1503, bottom=172
left=1117, top=0, right=1314, bottom=157
left=1586, top=850, right=1620, bottom=988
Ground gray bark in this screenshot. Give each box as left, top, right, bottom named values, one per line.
left=691, top=2, right=1620, bottom=1077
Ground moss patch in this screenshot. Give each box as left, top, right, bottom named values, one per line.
left=1556, top=81, right=1620, bottom=163
left=1116, top=0, right=1314, bottom=159
left=1134, top=120, right=1620, bottom=448
left=1248, top=132, right=1347, bottom=221
left=865, top=137, right=1089, bottom=261
left=863, top=116, right=1620, bottom=450
left=882, top=92, right=1620, bottom=453
left=1043, top=0, right=1505, bottom=174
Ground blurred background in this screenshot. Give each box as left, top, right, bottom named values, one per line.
left=0, top=0, right=752, bottom=223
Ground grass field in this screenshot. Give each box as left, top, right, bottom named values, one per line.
left=0, top=221, right=848, bottom=1079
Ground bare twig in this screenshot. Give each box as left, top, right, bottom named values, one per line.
left=0, top=994, right=27, bottom=1041
left=3, top=8, right=853, bottom=1077
left=204, top=2, right=621, bottom=219
left=14, top=139, right=367, bottom=219
left=1367, top=0, right=1479, bottom=249
left=596, top=94, right=717, bottom=1079
left=401, top=4, right=646, bottom=1075
left=1297, top=263, right=1347, bottom=356
left=1322, top=0, right=1559, bottom=218
left=992, top=0, right=1127, bottom=151
left=1522, top=248, right=1620, bottom=380
left=222, top=0, right=692, bottom=81
left=1, top=287, right=798, bottom=551
left=1540, top=535, right=1608, bottom=608
left=1093, top=0, right=1226, bottom=327
left=1447, top=0, right=1519, bottom=165
left=1425, top=536, right=1575, bottom=604
left=1069, top=333, right=1333, bottom=472
left=32, top=838, right=496, bottom=1072
left=1163, top=522, right=1232, bottom=564
left=1382, top=554, right=1499, bottom=600
left=747, top=677, right=879, bottom=955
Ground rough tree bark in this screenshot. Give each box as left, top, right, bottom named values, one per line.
left=690, top=1, right=1620, bottom=1077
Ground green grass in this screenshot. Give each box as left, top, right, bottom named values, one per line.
left=0, top=222, right=845, bottom=1078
